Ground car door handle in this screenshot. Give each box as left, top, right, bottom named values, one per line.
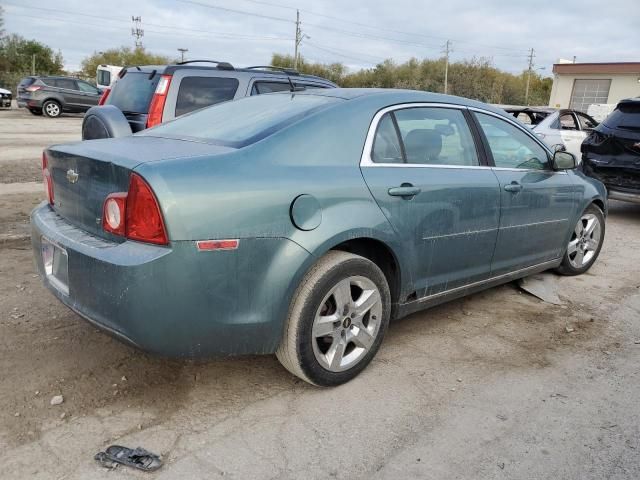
left=504, top=182, right=523, bottom=193
left=388, top=185, right=421, bottom=198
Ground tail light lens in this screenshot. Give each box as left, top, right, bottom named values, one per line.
left=101, top=173, right=168, bottom=245
left=146, top=75, right=172, bottom=128
left=26, top=85, right=42, bottom=92
left=98, top=88, right=111, bottom=105
left=42, top=152, right=54, bottom=205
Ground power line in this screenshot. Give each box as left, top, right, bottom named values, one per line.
left=230, top=0, right=529, bottom=53
left=304, top=41, right=381, bottom=65
left=4, top=9, right=291, bottom=42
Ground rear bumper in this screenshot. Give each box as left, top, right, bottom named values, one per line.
left=31, top=202, right=311, bottom=357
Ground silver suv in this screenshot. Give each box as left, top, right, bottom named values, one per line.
left=85, top=60, right=336, bottom=139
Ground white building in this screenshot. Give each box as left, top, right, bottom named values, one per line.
left=548, top=62, right=640, bottom=113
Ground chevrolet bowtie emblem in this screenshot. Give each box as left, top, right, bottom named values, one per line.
left=66, top=169, right=79, bottom=184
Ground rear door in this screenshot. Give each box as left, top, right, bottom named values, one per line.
left=472, top=110, right=577, bottom=275
left=53, top=78, right=84, bottom=110
left=361, top=104, right=501, bottom=297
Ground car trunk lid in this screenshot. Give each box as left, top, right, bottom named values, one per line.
left=46, top=136, right=232, bottom=240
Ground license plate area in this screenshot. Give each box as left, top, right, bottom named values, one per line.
left=41, top=237, right=69, bottom=295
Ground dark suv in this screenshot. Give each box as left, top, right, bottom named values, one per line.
left=17, top=76, right=102, bottom=117
left=582, top=98, right=640, bottom=204
left=86, top=60, right=336, bottom=138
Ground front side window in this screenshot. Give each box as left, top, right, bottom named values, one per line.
left=175, top=76, right=239, bottom=117
left=77, top=81, right=99, bottom=94
left=474, top=112, right=549, bottom=170
left=370, top=107, right=478, bottom=166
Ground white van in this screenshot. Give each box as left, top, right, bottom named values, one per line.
left=96, top=65, right=123, bottom=89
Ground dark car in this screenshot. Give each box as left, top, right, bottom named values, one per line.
left=582, top=98, right=640, bottom=204
left=84, top=60, right=336, bottom=139
left=16, top=76, right=102, bottom=117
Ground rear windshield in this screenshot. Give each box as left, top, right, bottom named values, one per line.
left=603, top=102, right=640, bottom=131
left=142, top=93, right=342, bottom=147
left=106, top=71, right=160, bottom=114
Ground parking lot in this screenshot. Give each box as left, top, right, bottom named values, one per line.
left=1, top=106, right=639, bottom=479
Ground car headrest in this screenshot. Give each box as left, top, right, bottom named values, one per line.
left=404, top=129, right=442, bottom=164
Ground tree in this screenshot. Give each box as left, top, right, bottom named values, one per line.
left=0, top=34, right=64, bottom=75
left=270, top=52, right=553, bottom=106
left=80, top=47, right=173, bottom=78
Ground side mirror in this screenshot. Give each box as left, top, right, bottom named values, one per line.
left=552, top=150, right=577, bottom=170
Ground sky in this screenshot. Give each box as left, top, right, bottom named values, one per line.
left=3, top=0, right=640, bottom=75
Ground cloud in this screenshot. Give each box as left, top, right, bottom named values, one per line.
left=4, top=0, right=640, bottom=74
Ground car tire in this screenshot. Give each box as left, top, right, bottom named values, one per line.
left=556, top=204, right=605, bottom=276
left=28, top=108, right=43, bottom=116
left=42, top=100, right=62, bottom=118
left=82, top=105, right=132, bottom=140
left=276, top=250, right=391, bottom=386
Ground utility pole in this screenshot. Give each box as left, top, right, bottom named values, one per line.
left=131, top=16, right=144, bottom=48
left=294, top=9, right=301, bottom=70
left=442, top=40, right=452, bottom=94
left=178, top=48, right=188, bottom=62
left=31, top=54, right=35, bottom=75
left=525, top=47, right=535, bottom=105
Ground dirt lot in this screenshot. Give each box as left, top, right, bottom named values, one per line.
left=1, top=106, right=639, bottom=479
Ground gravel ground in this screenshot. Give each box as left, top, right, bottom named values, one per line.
left=0, top=105, right=639, bottom=479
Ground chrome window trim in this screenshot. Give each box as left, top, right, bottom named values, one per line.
left=360, top=102, right=565, bottom=174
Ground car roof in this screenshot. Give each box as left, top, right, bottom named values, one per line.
left=288, top=88, right=511, bottom=116
left=119, top=64, right=335, bottom=84
left=501, top=106, right=556, bottom=114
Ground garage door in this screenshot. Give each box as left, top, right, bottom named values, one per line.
left=569, top=79, right=611, bottom=112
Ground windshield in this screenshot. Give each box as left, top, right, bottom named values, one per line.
left=142, top=93, right=342, bottom=147
left=106, top=71, right=160, bottom=114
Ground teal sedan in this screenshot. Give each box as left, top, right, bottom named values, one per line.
left=31, top=89, right=607, bottom=386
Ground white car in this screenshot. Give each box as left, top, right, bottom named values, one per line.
left=503, top=107, right=598, bottom=160
left=0, top=87, right=12, bottom=108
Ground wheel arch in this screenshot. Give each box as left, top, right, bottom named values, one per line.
left=319, top=235, right=405, bottom=319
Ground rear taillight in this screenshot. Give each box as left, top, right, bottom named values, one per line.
left=26, top=85, right=42, bottom=92
left=98, top=88, right=111, bottom=105
left=101, top=173, right=168, bottom=245
left=146, top=75, right=172, bottom=128
left=42, top=152, right=54, bottom=205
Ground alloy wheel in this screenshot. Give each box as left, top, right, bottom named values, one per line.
left=45, top=102, right=60, bottom=117
left=311, top=275, right=383, bottom=372
left=567, top=213, right=602, bottom=268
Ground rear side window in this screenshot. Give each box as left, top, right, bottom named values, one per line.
left=175, top=77, right=239, bottom=117
left=77, top=81, right=99, bottom=94
left=97, top=70, right=111, bottom=87
left=604, top=102, right=640, bottom=130
left=251, top=81, right=293, bottom=95
left=145, top=93, right=341, bottom=148
left=371, top=114, right=403, bottom=163
left=106, top=72, right=160, bottom=114
left=19, top=77, right=36, bottom=88
left=55, top=79, right=78, bottom=90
